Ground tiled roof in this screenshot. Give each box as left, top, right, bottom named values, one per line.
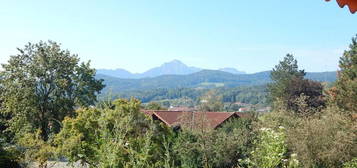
left=327, top=0, right=357, bottom=13
left=142, top=110, right=247, bottom=129
left=235, top=112, right=250, bottom=118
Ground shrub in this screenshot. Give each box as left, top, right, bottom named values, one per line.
left=343, top=158, right=357, bottom=168
left=286, top=106, right=356, bottom=167
left=242, top=126, right=290, bottom=168
left=55, top=98, right=174, bottom=167
left=17, top=130, right=55, bottom=168
left=173, top=117, right=254, bottom=168
left=0, top=141, right=21, bottom=168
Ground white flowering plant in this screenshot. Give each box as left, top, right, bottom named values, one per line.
left=241, top=126, right=299, bottom=168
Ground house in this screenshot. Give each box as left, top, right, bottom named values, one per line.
left=238, top=107, right=250, bottom=112
left=256, top=107, right=272, bottom=113
left=142, top=110, right=248, bottom=130
left=233, top=102, right=249, bottom=106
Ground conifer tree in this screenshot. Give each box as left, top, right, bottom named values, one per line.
left=268, top=54, right=305, bottom=103
left=335, top=35, right=357, bottom=114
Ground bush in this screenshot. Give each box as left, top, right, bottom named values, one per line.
left=17, top=130, right=55, bottom=168
left=0, top=142, right=21, bottom=168
left=242, top=126, right=298, bottom=168
left=55, top=98, right=174, bottom=167
left=343, top=158, right=357, bottom=168
left=260, top=99, right=356, bottom=168
left=173, top=118, right=254, bottom=168
left=286, top=106, right=356, bottom=167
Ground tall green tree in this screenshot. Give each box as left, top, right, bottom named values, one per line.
left=0, top=41, right=104, bottom=141
left=268, top=54, right=306, bottom=103
left=335, top=35, right=357, bottom=114
left=268, top=54, right=325, bottom=115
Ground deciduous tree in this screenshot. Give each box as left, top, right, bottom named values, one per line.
left=285, top=77, right=325, bottom=115
left=0, top=41, right=104, bottom=141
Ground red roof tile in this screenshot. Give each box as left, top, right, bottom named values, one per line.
left=142, top=110, right=247, bottom=129
left=235, top=112, right=250, bottom=118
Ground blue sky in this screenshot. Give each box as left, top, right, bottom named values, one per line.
left=0, top=0, right=356, bottom=73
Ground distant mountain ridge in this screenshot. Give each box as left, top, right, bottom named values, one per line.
left=97, top=60, right=245, bottom=79
left=218, top=67, right=245, bottom=74
left=96, top=70, right=337, bottom=94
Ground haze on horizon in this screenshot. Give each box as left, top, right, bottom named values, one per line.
left=0, top=0, right=356, bottom=73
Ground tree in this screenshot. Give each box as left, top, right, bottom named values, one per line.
left=145, top=102, right=165, bottom=110
left=268, top=54, right=325, bottom=115
left=335, top=35, right=357, bottom=114
left=285, top=77, right=325, bottom=115
left=0, top=41, right=104, bottom=141
left=198, top=90, right=223, bottom=112
left=268, top=54, right=305, bottom=103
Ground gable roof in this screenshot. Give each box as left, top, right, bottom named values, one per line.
left=143, top=110, right=247, bottom=129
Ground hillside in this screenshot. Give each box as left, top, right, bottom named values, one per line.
left=97, top=70, right=337, bottom=93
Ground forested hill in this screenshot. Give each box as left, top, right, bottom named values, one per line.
left=97, top=70, right=337, bottom=93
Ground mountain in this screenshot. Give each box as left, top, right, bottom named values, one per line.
left=139, top=60, right=201, bottom=78
left=97, top=60, right=245, bottom=78
left=219, top=68, right=246, bottom=74
left=96, top=70, right=337, bottom=94
left=96, top=68, right=133, bottom=79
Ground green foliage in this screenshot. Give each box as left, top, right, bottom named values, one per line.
left=145, top=102, right=166, bottom=110
left=56, top=98, right=174, bottom=167
left=0, top=139, right=21, bottom=168
left=55, top=108, right=101, bottom=166
left=155, top=97, right=196, bottom=108
left=198, top=90, right=224, bottom=112
left=268, top=54, right=305, bottom=103
left=17, top=130, right=55, bottom=168
left=221, top=85, right=268, bottom=105
left=243, top=127, right=292, bottom=168
left=173, top=117, right=254, bottom=168
left=98, top=70, right=336, bottom=93
left=110, top=88, right=206, bottom=104
left=268, top=54, right=325, bottom=115
left=0, top=41, right=104, bottom=141
left=285, top=78, right=325, bottom=115
left=343, top=158, right=357, bottom=168
left=261, top=99, right=356, bottom=168
left=0, top=38, right=355, bottom=168
left=107, top=85, right=269, bottom=108
left=286, top=106, right=356, bottom=168
left=335, top=35, right=357, bottom=114
left=98, top=70, right=271, bottom=93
